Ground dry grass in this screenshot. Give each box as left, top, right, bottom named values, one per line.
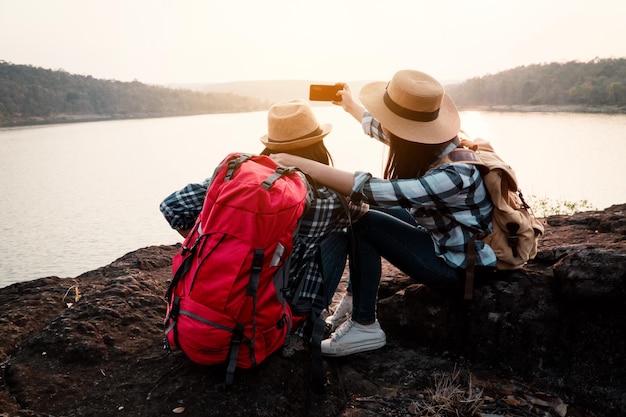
left=410, top=368, right=484, bottom=417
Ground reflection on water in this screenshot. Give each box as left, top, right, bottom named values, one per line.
left=1, top=110, right=625, bottom=287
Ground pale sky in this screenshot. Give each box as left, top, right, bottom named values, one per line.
left=1, top=0, right=625, bottom=85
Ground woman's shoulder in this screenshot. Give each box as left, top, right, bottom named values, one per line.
left=433, top=161, right=482, bottom=179
left=422, top=163, right=484, bottom=193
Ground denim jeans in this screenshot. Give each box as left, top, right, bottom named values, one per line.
left=318, top=231, right=348, bottom=306
left=349, top=209, right=464, bottom=324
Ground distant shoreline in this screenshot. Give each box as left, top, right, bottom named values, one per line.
left=0, top=110, right=254, bottom=129
left=2, top=105, right=624, bottom=128
left=458, top=104, right=626, bottom=114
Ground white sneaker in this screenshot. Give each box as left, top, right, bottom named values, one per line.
left=325, top=294, right=352, bottom=331
left=321, top=319, right=386, bottom=357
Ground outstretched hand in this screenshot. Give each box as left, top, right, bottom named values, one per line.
left=332, top=82, right=366, bottom=122
left=331, top=82, right=350, bottom=106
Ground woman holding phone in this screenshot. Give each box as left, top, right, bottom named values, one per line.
left=271, top=69, right=496, bottom=357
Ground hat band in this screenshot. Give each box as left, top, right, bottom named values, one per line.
left=384, top=92, right=440, bottom=122
left=267, top=126, right=323, bottom=143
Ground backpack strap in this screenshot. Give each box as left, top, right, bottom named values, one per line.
left=165, top=224, right=204, bottom=302
left=436, top=148, right=485, bottom=167
left=262, top=165, right=301, bottom=190
left=225, top=323, right=245, bottom=387
left=446, top=207, right=490, bottom=301
left=247, top=249, right=263, bottom=297
left=463, top=230, right=488, bottom=300
left=223, top=153, right=254, bottom=181
left=309, top=313, right=327, bottom=394
left=225, top=249, right=263, bottom=388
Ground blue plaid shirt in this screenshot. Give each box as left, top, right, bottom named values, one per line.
left=355, top=113, right=496, bottom=268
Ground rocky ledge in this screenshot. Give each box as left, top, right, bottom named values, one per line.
left=0, top=205, right=624, bottom=417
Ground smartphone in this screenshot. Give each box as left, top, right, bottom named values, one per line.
left=309, top=84, right=342, bottom=102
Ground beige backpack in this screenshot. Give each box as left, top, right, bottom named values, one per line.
left=442, top=134, right=545, bottom=299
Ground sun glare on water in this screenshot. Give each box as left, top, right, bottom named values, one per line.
left=459, top=111, right=490, bottom=139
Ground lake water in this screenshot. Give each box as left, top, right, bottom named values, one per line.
left=1, top=109, right=625, bottom=288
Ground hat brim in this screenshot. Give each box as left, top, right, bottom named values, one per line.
left=359, top=81, right=460, bottom=144
left=260, top=123, right=332, bottom=151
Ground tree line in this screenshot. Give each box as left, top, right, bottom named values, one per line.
left=447, top=57, right=626, bottom=111
left=2, top=57, right=625, bottom=127
left=0, top=61, right=271, bottom=126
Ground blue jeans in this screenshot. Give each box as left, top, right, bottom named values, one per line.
left=318, top=231, right=348, bottom=306
left=343, top=207, right=416, bottom=294
left=349, top=209, right=464, bottom=324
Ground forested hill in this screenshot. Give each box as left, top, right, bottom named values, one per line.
left=0, top=61, right=271, bottom=127
left=2, top=58, right=625, bottom=127
left=447, top=57, right=626, bottom=112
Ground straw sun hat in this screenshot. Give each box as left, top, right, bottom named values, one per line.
left=359, top=69, right=460, bottom=144
left=260, top=100, right=332, bottom=151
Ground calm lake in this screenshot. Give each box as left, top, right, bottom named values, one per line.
left=1, top=108, right=625, bottom=288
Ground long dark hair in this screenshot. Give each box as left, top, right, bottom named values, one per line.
left=261, top=141, right=334, bottom=166
left=384, top=132, right=457, bottom=179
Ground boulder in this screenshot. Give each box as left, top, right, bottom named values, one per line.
left=1, top=205, right=625, bottom=417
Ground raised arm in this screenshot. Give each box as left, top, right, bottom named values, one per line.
left=270, top=153, right=356, bottom=196
left=332, top=83, right=366, bottom=123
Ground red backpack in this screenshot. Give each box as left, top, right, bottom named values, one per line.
left=164, top=153, right=308, bottom=385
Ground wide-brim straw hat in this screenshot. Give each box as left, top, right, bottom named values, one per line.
left=260, top=99, right=332, bottom=151
left=359, top=69, right=460, bottom=144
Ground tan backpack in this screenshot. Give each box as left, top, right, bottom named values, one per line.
left=441, top=134, right=545, bottom=299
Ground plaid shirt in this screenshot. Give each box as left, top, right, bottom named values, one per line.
left=356, top=113, right=497, bottom=268
left=160, top=174, right=368, bottom=302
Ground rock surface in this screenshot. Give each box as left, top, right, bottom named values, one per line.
left=1, top=204, right=625, bottom=417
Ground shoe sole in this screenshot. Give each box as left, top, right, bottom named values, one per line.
left=321, top=338, right=386, bottom=357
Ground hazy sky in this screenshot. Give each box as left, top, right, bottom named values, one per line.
left=2, top=0, right=625, bottom=85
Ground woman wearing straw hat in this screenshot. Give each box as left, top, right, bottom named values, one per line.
left=271, top=70, right=496, bottom=357
left=160, top=99, right=369, bottom=340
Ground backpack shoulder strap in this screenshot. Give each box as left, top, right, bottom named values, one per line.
left=223, top=153, right=254, bottom=181
left=446, top=148, right=483, bottom=164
